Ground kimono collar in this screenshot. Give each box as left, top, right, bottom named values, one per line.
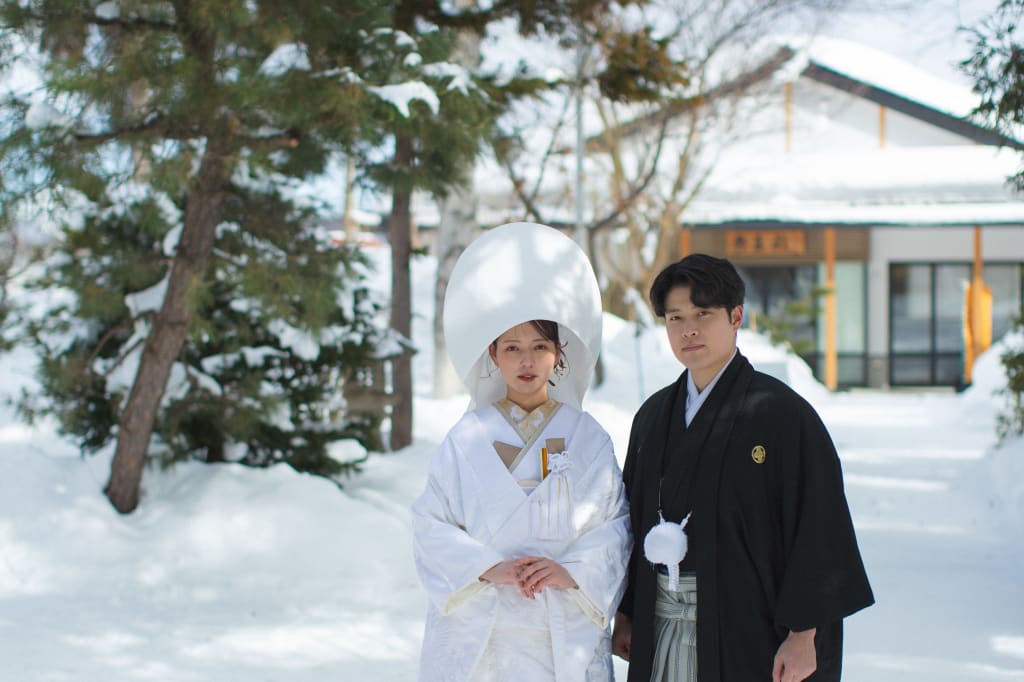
left=495, top=398, right=560, bottom=442
left=685, top=348, right=738, bottom=426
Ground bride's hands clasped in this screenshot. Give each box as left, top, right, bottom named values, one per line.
left=514, top=556, right=577, bottom=599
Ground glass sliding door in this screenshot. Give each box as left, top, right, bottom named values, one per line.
left=890, top=263, right=936, bottom=385
left=738, top=263, right=819, bottom=356
left=934, top=264, right=971, bottom=385
left=889, top=262, right=1022, bottom=387
left=739, top=263, right=868, bottom=387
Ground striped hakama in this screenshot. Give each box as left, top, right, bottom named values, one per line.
left=650, top=573, right=698, bottom=682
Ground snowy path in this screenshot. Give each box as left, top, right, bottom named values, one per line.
left=824, top=391, right=1024, bottom=681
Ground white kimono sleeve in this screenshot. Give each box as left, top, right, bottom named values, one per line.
left=559, top=429, right=632, bottom=628
left=411, top=436, right=505, bottom=615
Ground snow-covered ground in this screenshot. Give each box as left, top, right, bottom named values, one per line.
left=1, top=247, right=1022, bottom=681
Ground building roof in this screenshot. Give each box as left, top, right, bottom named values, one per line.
left=792, top=36, right=1023, bottom=151
left=689, top=37, right=1024, bottom=229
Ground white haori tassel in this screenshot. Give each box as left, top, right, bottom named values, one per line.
left=533, top=451, right=573, bottom=539
left=643, top=511, right=690, bottom=591
left=548, top=451, right=573, bottom=537
left=547, top=450, right=570, bottom=475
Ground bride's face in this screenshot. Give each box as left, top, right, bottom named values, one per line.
left=489, top=322, right=558, bottom=408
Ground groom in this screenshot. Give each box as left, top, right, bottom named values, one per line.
left=612, top=254, right=873, bottom=682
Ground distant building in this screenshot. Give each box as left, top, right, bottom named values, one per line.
left=366, top=38, right=1024, bottom=391
left=682, top=38, right=1024, bottom=389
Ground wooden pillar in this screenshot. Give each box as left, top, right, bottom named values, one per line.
left=964, top=225, right=991, bottom=384
left=824, top=227, right=838, bottom=390
left=878, top=105, right=887, bottom=148
left=679, top=227, right=692, bottom=259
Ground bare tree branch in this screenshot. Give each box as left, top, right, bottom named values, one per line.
left=587, top=46, right=796, bottom=149
left=87, top=13, right=177, bottom=32
left=588, top=114, right=669, bottom=234
left=499, top=152, right=548, bottom=224
left=72, top=114, right=199, bottom=146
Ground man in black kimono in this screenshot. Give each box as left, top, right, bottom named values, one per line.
left=612, top=254, right=873, bottom=682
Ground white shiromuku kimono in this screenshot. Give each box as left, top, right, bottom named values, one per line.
left=412, top=400, right=632, bottom=682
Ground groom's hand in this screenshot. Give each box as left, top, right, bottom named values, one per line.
left=612, top=611, right=632, bottom=660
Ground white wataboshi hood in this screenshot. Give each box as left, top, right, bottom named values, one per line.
left=442, top=222, right=603, bottom=410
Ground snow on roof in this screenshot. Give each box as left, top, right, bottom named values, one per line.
left=782, top=35, right=980, bottom=119
left=688, top=200, right=1024, bottom=228
left=693, top=145, right=1024, bottom=226
left=702, top=145, right=1021, bottom=200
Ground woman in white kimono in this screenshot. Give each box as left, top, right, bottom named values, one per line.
left=411, top=223, right=632, bottom=682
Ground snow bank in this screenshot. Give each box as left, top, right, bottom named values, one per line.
left=960, top=330, right=1024, bottom=539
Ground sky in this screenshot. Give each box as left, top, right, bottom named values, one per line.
left=818, top=0, right=1001, bottom=86
left=1, top=245, right=1022, bottom=681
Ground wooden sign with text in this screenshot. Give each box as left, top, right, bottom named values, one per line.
left=725, top=229, right=806, bottom=257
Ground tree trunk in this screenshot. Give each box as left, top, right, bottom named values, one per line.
left=342, top=155, right=358, bottom=242
left=105, top=149, right=229, bottom=513
left=433, top=175, right=478, bottom=399
left=432, top=0, right=480, bottom=400
left=388, top=134, right=414, bottom=451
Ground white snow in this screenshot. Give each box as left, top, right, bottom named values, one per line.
left=124, top=276, right=168, bottom=317
left=95, top=1, right=120, bottom=20
left=790, top=35, right=980, bottom=118
left=268, top=319, right=320, bottom=361
left=258, top=43, right=312, bottom=77
left=328, top=439, right=368, bottom=465
left=374, top=28, right=416, bottom=49
left=2, top=246, right=1023, bottom=681
left=24, top=99, right=69, bottom=130
left=422, top=62, right=474, bottom=94
left=368, top=81, right=441, bottom=118
left=162, top=224, right=183, bottom=256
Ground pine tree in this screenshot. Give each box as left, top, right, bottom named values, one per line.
left=0, top=1, right=395, bottom=512
left=361, top=0, right=615, bottom=448
left=996, top=314, right=1024, bottom=441
left=963, top=0, right=1024, bottom=440
left=355, top=7, right=495, bottom=450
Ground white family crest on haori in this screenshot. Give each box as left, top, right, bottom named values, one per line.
left=443, top=222, right=603, bottom=409
left=643, top=512, right=690, bottom=591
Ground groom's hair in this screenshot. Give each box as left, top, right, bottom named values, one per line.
left=649, top=254, right=745, bottom=317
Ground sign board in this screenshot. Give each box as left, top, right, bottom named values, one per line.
left=725, top=230, right=806, bottom=257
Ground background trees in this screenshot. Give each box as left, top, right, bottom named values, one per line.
left=491, top=0, right=846, bottom=319
left=1, top=0, right=911, bottom=511
left=0, top=1, right=624, bottom=509
left=0, top=1, right=399, bottom=512
left=370, top=0, right=629, bottom=439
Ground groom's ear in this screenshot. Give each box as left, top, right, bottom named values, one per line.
left=730, top=305, right=744, bottom=329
